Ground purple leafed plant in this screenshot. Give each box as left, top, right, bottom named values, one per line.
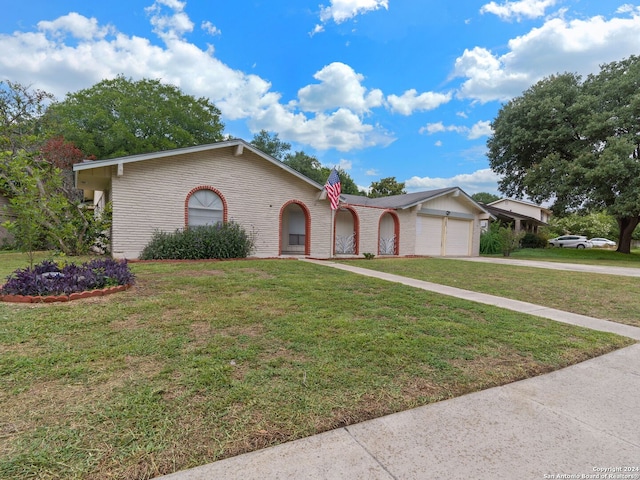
left=1, top=258, right=135, bottom=297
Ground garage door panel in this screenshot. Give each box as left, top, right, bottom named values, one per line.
left=445, top=219, right=471, bottom=256
left=416, top=216, right=442, bottom=256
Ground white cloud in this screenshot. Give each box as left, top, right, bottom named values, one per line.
left=319, top=0, right=389, bottom=24
left=480, top=0, right=557, bottom=21
left=617, top=4, right=640, bottom=14
left=419, top=120, right=492, bottom=139
left=201, top=21, right=221, bottom=36
left=405, top=169, right=502, bottom=195
left=0, top=2, right=398, bottom=153
left=338, top=159, right=353, bottom=170
left=249, top=104, right=395, bottom=152
left=37, top=12, right=113, bottom=40
left=387, top=89, right=452, bottom=115
left=145, top=0, right=194, bottom=41
left=297, top=62, right=384, bottom=114
left=434, top=140, right=443, bottom=147
left=468, top=120, right=493, bottom=139
left=454, top=10, right=640, bottom=103
left=419, top=122, right=466, bottom=136
left=365, top=169, right=379, bottom=176
left=310, top=24, right=325, bottom=36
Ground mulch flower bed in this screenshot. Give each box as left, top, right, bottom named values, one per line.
left=0, top=284, right=132, bottom=303
left=1, top=258, right=135, bottom=303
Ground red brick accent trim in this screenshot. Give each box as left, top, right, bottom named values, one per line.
left=184, top=186, right=228, bottom=227
left=279, top=200, right=311, bottom=256
left=334, top=207, right=360, bottom=255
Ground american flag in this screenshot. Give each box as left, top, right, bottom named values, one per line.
left=325, top=168, right=341, bottom=210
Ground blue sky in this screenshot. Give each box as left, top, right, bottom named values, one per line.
left=1, top=0, right=639, bottom=195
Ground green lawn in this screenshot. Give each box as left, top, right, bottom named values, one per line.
left=0, top=253, right=635, bottom=479
left=494, top=246, right=640, bottom=266
left=340, top=256, right=640, bottom=327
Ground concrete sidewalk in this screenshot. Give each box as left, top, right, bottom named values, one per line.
left=159, top=259, right=640, bottom=480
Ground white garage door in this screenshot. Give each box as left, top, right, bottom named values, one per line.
left=416, top=216, right=472, bottom=256
left=444, top=219, right=471, bottom=256
left=416, top=216, right=443, bottom=256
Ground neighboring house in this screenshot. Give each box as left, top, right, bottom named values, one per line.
left=483, top=198, right=551, bottom=233
left=73, top=139, right=492, bottom=259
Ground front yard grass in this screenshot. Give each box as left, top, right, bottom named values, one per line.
left=0, top=255, right=635, bottom=479
left=499, top=247, right=640, bottom=265
left=340, top=257, right=640, bottom=327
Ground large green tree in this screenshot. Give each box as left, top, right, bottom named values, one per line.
left=1, top=81, right=108, bottom=255
left=487, top=55, right=640, bottom=253
left=250, top=130, right=362, bottom=195
left=46, top=76, right=225, bottom=159
left=250, top=129, right=291, bottom=160
left=0, top=80, right=53, bottom=157
left=3, top=152, right=110, bottom=257
left=368, top=176, right=406, bottom=198
left=471, top=192, right=500, bottom=204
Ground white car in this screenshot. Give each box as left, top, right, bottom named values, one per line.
left=589, top=238, right=616, bottom=248
left=548, top=235, right=593, bottom=248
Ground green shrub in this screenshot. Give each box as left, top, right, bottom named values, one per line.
left=521, top=232, right=548, bottom=249
left=139, top=223, right=255, bottom=260
left=480, top=223, right=501, bottom=254
left=480, top=222, right=526, bottom=256
left=498, top=225, right=525, bottom=257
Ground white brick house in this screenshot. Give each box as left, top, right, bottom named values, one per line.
left=73, top=139, right=491, bottom=259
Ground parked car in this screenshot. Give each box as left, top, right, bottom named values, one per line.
left=548, top=235, right=593, bottom=248
left=589, top=237, right=616, bottom=248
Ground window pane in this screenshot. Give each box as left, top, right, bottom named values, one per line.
left=289, top=234, right=305, bottom=245
left=188, top=190, right=223, bottom=226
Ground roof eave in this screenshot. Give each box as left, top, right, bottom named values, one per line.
left=72, top=139, right=324, bottom=191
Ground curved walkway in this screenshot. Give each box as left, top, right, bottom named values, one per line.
left=160, top=259, right=640, bottom=480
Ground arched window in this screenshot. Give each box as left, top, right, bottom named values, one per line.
left=187, top=188, right=223, bottom=227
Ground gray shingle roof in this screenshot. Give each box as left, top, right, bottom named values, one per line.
left=342, top=187, right=459, bottom=209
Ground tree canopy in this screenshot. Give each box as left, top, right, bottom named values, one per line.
left=1, top=81, right=109, bottom=255
left=46, top=76, right=225, bottom=159
left=250, top=130, right=291, bottom=161
left=487, top=55, right=640, bottom=253
left=368, top=176, right=406, bottom=198
left=471, top=192, right=500, bottom=204
left=250, top=130, right=362, bottom=195
left=0, top=80, right=54, bottom=158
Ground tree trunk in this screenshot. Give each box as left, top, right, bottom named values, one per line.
left=616, top=216, right=640, bottom=254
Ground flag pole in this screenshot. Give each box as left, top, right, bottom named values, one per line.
left=324, top=167, right=341, bottom=259
left=330, top=207, right=335, bottom=258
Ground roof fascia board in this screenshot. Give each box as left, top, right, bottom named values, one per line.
left=72, top=139, right=324, bottom=191
left=489, top=197, right=552, bottom=214
left=406, top=188, right=492, bottom=218
left=398, top=188, right=457, bottom=210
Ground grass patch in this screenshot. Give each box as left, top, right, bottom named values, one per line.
left=493, top=247, right=640, bottom=266
left=0, top=254, right=634, bottom=479
left=340, top=257, right=640, bottom=327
